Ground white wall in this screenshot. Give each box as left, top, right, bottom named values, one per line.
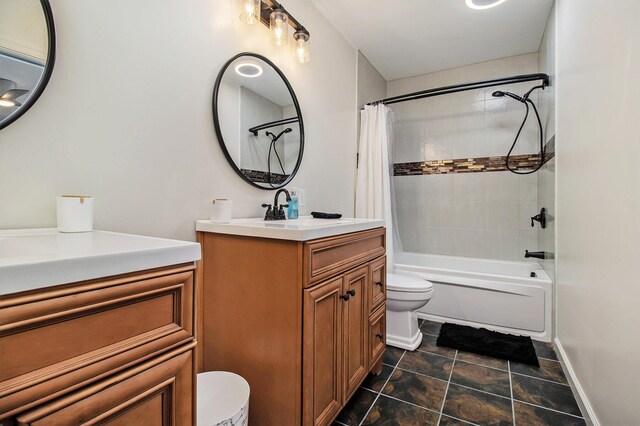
left=556, top=0, right=640, bottom=424
left=356, top=52, right=386, bottom=109
left=389, top=54, right=540, bottom=261
left=0, top=0, right=358, bottom=241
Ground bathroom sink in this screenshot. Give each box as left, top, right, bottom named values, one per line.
left=0, top=228, right=201, bottom=296
left=196, top=216, right=385, bottom=241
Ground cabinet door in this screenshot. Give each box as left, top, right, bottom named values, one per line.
left=368, top=256, right=386, bottom=313
left=303, top=276, right=343, bottom=426
left=15, top=343, right=195, bottom=426
left=342, top=266, right=369, bottom=401
left=369, top=304, right=387, bottom=369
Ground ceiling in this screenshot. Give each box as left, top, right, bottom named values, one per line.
left=223, top=56, right=293, bottom=107
left=312, top=0, right=553, bottom=81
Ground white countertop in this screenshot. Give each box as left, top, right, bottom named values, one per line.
left=196, top=217, right=386, bottom=241
left=0, top=228, right=201, bottom=296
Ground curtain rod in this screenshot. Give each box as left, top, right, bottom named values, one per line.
left=248, top=116, right=299, bottom=136
left=367, top=73, right=550, bottom=106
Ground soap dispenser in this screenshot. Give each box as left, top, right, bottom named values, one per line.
left=288, top=188, right=299, bottom=219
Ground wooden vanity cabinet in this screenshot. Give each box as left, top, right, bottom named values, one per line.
left=0, top=264, right=198, bottom=425
left=199, top=227, right=387, bottom=426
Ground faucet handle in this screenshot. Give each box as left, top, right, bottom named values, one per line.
left=262, top=203, right=274, bottom=221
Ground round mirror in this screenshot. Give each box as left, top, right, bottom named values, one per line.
left=0, top=0, right=56, bottom=131
left=213, top=53, right=304, bottom=189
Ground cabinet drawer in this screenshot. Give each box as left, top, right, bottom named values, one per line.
left=0, top=265, right=195, bottom=417
left=368, top=304, right=386, bottom=368
left=15, top=342, right=196, bottom=426
left=304, top=228, right=385, bottom=287
left=368, top=256, right=386, bottom=313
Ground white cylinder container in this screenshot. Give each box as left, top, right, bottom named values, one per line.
left=197, top=371, right=249, bottom=426
left=211, top=199, right=232, bottom=223
left=56, top=195, right=94, bottom=233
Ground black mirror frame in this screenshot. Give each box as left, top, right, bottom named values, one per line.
left=212, top=52, right=304, bottom=190
left=0, top=0, right=56, bottom=132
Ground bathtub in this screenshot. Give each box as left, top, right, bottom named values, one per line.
left=394, top=252, right=553, bottom=342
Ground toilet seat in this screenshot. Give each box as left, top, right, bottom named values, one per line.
left=387, top=273, right=433, bottom=293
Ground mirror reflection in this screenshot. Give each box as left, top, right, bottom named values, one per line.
left=214, top=53, right=304, bottom=189
left=0, top=0, right=54, bottom=130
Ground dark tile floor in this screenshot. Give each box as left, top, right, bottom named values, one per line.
left=334, top=320, right=587, bottom=426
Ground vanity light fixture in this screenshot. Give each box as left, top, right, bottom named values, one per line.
left=293, top=29, right=310, bottom=64
left=239, top=0, right=310, bottom=62
left=270, top=7, right=288, bottom=47
left=239, top=0, right=261, bottom=24
left=465, top=0, right=508, bottom=9
left=234, top=61, right=264, bottom=77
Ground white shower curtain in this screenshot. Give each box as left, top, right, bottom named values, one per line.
left=355, top=103, right=399, bottom=270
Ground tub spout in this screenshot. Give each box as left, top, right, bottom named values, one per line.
left=525, top=250, right=545, bottom=260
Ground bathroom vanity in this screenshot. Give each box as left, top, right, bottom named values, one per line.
left=196, top=218, right=387, bottom=426
left=0, top=229, right=201, bottom=425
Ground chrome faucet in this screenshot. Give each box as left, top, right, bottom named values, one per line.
left=262, top=188, right=291, bottom=221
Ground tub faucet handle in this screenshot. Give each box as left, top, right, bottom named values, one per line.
left=530, top=208, right=547, bottom=229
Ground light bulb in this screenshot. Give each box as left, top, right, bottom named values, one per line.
left=293, top=29, right=310, bottom=64
left=239, top=0, right=260, bottom=24
left=0, top=99, right=15, bottom=107
left=270, top=8, right=288, bottom=47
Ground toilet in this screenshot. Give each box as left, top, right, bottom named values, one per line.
left=197, top=371, right=250, bottom=426
left=386, top=273, right=434, bottom=350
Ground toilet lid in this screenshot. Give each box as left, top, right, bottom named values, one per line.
left=387, top=273, right=433, bottom=293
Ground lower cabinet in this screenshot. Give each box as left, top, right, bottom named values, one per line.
left=15, top=343, right=195, bottom=426
left=303, top=263, right=386, bottom=426
left=0, top=264, right=197, bottom=426
left=199, top=228, right=387, bottom=426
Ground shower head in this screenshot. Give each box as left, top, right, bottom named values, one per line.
left=492, top=90, right=525, bottom=103
left=266, top=128, right=293, bottom=141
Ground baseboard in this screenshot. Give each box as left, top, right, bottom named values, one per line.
left=553, top=338, right=600, bottom=426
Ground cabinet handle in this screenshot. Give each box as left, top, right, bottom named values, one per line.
left=340, top=293, right=350, bottom=301
left=375, top=281, right=383, bottom=287
left=376, top=333, right=384, bottom=340
left=347, top=289, right=356, bottom=297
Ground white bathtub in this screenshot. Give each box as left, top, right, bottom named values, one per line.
left=394, top=252, right=553, bottom=342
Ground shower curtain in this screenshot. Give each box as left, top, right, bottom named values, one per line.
left=355, top=103, right=400, bottom=269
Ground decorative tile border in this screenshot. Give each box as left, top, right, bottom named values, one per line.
left=394, top=137, right=556, bottom=176
left=241, top=169, right=288, bottom=184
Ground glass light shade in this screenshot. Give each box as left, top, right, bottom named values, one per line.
left=239, top=0, right=260, bottom=24
left=269, top=9, right=288, bottom=47
left=293, top=30, right=310, bottom=64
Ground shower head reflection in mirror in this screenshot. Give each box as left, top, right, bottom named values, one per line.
left=265, top=128, right=293, bottom=187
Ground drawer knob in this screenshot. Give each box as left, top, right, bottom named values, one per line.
left=340, top=293, right=350, bottom=301
left=376, top=333, right=384, bottom=340
left=347, top=289, right=356, bottom=297
left=375, top=281, right=383, bottom=287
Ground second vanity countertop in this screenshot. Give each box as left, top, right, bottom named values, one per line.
left=196, top=216, right=385, bottom=241
left=0, top=228, right=201, bottom=296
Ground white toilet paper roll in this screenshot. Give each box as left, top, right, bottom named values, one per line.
left=57, top=195, right=94, bottom=233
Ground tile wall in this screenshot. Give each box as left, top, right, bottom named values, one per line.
left=389, top=53, right=541, bottom=261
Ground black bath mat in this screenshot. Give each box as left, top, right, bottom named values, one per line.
left=436, top=323, right=539, bottom=367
